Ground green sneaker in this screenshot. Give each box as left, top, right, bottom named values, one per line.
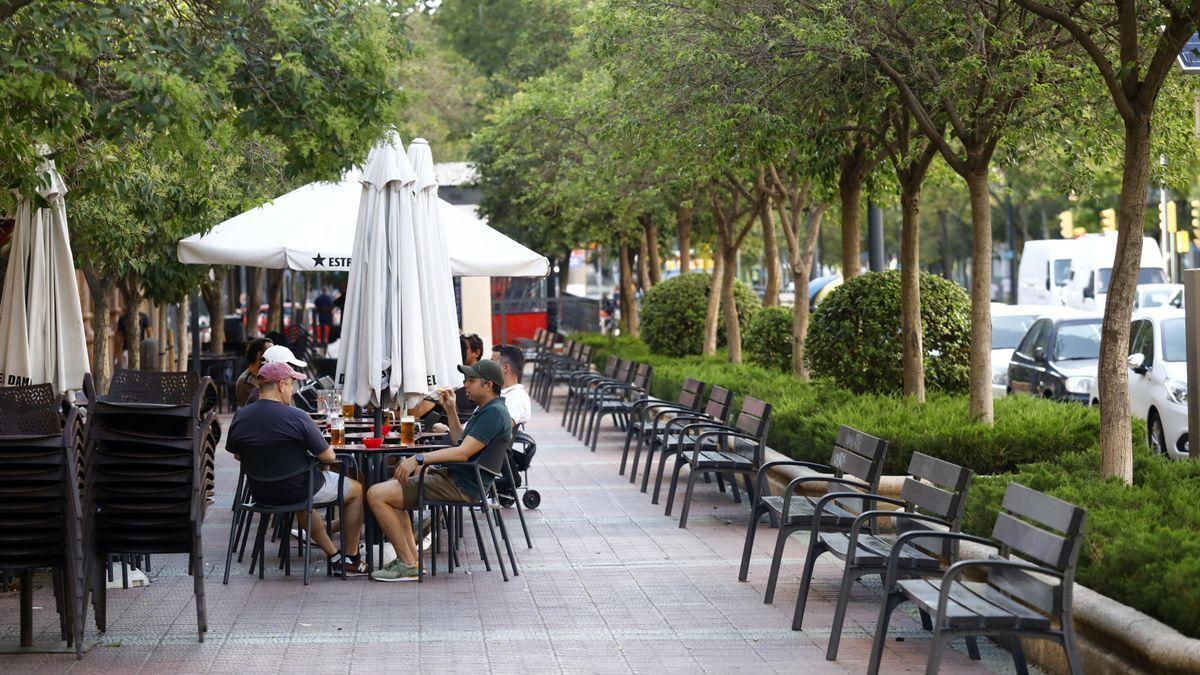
left=370, top=559, right=421, bottom=582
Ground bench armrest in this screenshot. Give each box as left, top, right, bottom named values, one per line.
left=754, top=460, right=836, bottom=498
left=779, top=477, right=869, bottom=519
left=845, top=509, right=952, bottom=565
left=884, top=531, right=998, bottom=589
left=937, top=558, right=1064, bottom=625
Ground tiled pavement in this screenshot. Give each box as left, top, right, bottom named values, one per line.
left=0, top=388, right=1029, bottom=673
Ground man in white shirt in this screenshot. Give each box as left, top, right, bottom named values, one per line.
left=492, top=344, right=531, bottom=428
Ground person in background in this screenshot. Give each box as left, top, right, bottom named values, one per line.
left=492, top=344, right=531, bottom=428
left=314, top=286, right=333, bottom=343
left=235, top=338, right=273, bottom=408
left=115, top=309, right=152, bottom=368
left=408, top=333, right=484, bottom=424
left=227, top=361, right=367, bottom=576
left=244, top=345, right=308, bottom=406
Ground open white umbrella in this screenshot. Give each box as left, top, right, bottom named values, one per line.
left=0, top=157, right=89, bottom=392
left=408, top=138, right=464, bottom=397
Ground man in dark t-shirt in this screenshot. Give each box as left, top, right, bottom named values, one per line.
left=227, top=361, right=367, bottom=575
left=367, top=359, right=512, bottom=582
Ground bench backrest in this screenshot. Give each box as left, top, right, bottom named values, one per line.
left=577, top=345, right=594, bottom=366
left=897, top=452, right=974, bottom=558
left=601, top=355, right=620, bottom=378
left=678, top=378, right=706, bottom=410
left=819, top=426, right=889, bottom=516
left=631, top=363, right=653, bottom=392
left=732, top=396, right=772, bottom=439
left=989, top=482, right=1087, bottom=615
left=613, top=359, right=634, bottom=383
left=702, top=386, right=734, bottom=423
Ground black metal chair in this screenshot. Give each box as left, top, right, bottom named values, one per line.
left=643, top=385, right=735, bottom=495
left=737, top=425, right=889, bottom=604
left=867, top=483, right=1088, bottom=675
left=561, top=355, right=620, bottom=430
left=534, top=341, right=592, bottom=408
left=0, top=385, right=86, bottom=658
left=792, top=453, right=974, bottom=662
left=663, top=397, right=773, bottom=528
left=582, top=362, right=651, bottom=449
left=620, top=377, right=706, bottom=478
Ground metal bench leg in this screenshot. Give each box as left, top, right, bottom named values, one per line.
left=795, top=538, right=830, bottom=628
left=1009, top=637, right=1028, bottom=675
left=866, top=591, right=906, bottom=675
left=966, top=635, right=982, bottom=660
left=924, top=627, right=950, bottom=675
left=764, top=524, right=794, bottom=604
left=677, top=461, right=701, bottom=528
left=619, top=420, right=639, bottom=474
left=651, top=446, right=677, bottom=504
left=664, top=457, right=686, bottom=516
left=822, top=567, right=866, bottom=655
left=737, top=501, right=767, bottom=581
left=1062, top=620, right=1085, bottom=675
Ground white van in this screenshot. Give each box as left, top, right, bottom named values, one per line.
left=1016, top=240, right=1079, bottom=306
left=1061, top=235, right=1167, bottom=311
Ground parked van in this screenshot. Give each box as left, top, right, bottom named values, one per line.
left=1016, top=239, right=1079, bottom=306
left=1061, top=235, right=1166, bottom=311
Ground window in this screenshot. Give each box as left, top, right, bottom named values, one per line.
left=1128, top=319, right=1153, bottom=366
left=1054, top=321, right=1102, bottom=360
left=993, top=314, right=1040, bottom=350
left=1161, top=318, right=1187, bottom=363
left=1052, top=259, right=1071, bottom=286
left=1016, top=319, right=1048, bottom=356
left=1097, top=267, right=1168, bottom=295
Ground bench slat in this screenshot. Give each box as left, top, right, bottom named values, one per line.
left=899, top=478, right=956, bottom=518
left=993, top=512, right=1070, bottom=569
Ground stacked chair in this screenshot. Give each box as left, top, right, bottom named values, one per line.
left=0, top=384, right=87, bottom=658
left=82, top=369, right=217, bottom=642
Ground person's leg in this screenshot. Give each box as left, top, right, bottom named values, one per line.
left=296, top=510, right=337, bottom=556
left=340, top=479, right=364, bottom=553
left=366, top=480, right=419, bottom=567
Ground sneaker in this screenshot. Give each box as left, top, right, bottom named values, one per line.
left=370, top=559, right=421, bottom=582
left=330, top=553, right=368, bottom=577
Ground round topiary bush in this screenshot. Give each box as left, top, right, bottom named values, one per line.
left=806, top=270, right=970, bottom=394
left=641, top=273, right=761, bottom=356
left=745, top=306, right=793, bottom=373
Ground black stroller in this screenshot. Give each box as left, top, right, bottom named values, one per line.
left=496, top=429, right=540, bottom=509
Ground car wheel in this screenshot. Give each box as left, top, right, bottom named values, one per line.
left=1148, top=412, right=1168, bottom=456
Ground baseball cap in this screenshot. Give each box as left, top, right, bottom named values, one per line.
left=263, top=345, right=306, bottom=369
left=259, top=361, right=306, bottom=383
left=458, top=359, right=503, bottom=388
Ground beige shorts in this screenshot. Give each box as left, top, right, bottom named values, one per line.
left=399, top=467, right=473, bottom=506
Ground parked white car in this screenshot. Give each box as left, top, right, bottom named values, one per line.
left=1134, top=283, right=1183, bottom=310
left=1089, top=307, right=1190, bottom=459
left=990, top=303, right=1047, bottom=398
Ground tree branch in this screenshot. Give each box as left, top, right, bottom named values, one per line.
left=872, top=53, right=967, bottom=175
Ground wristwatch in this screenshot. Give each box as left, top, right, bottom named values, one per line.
left=414, top=454, right=425, bottom=466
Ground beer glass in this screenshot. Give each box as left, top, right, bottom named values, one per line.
left=400, top=415, right=416, bottom=445
left=342, top=402, right=356, bottom=419
left=330, top=416, right=345, bottom=446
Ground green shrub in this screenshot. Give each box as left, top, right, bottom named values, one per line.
left=639, top=273, right=760, bottom=357
left=745, top=306, right=793, bottom=373
left=807, top=270, right=971, bottom=395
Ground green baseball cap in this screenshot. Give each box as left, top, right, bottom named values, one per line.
left=458, top=359, right=504, bottom=388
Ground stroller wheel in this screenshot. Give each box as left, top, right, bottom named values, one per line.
left=497, top=493, right=516, bottom=508
left=522, top=490, right=541, bottom=510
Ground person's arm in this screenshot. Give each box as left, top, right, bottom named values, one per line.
left=301, top=414, right=335, bottom=463
left=439, top=388, right=463, bottom=444
left=393, top=435, right=484, bottom=482
left=408, top=399, right=435, bottom=419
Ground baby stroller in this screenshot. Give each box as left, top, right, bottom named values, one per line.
left=496, top=429, right=540, bottom=509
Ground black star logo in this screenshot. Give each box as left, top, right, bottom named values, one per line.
left=312, top=253, right=325, bottom=267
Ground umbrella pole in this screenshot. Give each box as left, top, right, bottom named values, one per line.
left=190, top=292, right=201, bottom=374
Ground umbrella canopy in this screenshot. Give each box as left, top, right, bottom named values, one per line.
left=176, top=173, right=548, bottom=277
left=335, top=134, right=464, bottom=408
left=0, top=158, right=89, bottom=392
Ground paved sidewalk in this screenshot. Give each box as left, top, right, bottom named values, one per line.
left=0, top=392, right=1020, bottom=673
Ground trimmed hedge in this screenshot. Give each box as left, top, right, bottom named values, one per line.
left=575, top=333, right=1101, bottom=475
left=807, top=270, right=971, bottom=395
left=745, top=306, right=793, bottom=373
left=640, top=273, right=760, bottom=357
left=573, top=333, right=1200, bottom=639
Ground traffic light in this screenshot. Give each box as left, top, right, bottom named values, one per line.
left=1178, top=230, right=1191, bottom=254
left=1166, top=203, right=1178, bottom=233
left=1191, top=199, right=1200, bottom=230
left=1058, top=210, right=1074, bottom=238
left=1100, top=208, right=1117, bottom=233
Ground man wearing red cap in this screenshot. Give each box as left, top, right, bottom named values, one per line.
left=227, top=361, right=367, bottom=576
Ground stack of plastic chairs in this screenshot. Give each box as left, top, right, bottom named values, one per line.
left=82, top=369, right=218, bottom=642
left=0, top=384, right=87, bottom=658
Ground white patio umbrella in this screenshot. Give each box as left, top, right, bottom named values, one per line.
left=408, top=138, right=464, bottom=398
left=0, top=158, right=89, bottom=392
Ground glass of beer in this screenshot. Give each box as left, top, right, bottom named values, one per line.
left=330, top=416, right=345, bottom=447
left=400, top=415, right=416, bottom=445
left=342, top=402, right=356, bottom=419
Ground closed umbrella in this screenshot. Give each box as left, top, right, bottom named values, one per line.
left=0, top=158, right=88, bottom=392
left=408, top=138, right=464, bottom=399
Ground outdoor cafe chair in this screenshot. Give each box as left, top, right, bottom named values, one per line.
left=866, top=483, right=1088, bottom=675
left=646, top=385, right=736, bottom=500
left=791, top=453, right=974, bottom=662
left=561, top=354, right=620, bottom=430
left=568, top=357, right=634, bottom=438
left=0, top=385, right=87, bottom=658
left=619, top=377, right=706, bottom=478
left=535, top=341, right=592, bottom=408
left=737, top=425, right=888, bottom=604
left=582, top=362, right=653, bottom=450
left=663, top=397, right=773, bottom=528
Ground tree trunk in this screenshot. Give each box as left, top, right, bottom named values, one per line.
left=245, top=267, right=263, bottom=338
left=558, top=253, right=571, bottom=295
left=1098, top=118, right=1153, bottom=485
left=719, top=232, right=743, bottom=364
left=900, top=182, right=925, bottom=402
left=642, top=215, right=662, bottom=285
left=965, top=169, right=994, bottom=424
left=176, top=301, right=190, bottom=371
left=791, top=205, right=826, bottom=378
left=83, top=270, right=114, bottom=394
left=676, top=204, right=693, bottom=275
left=839, top=172, right=863, bottom=279
left=618, top=243, right=639, bottom=337
left=200, top=278, right=225, bottom=355
left=120, top=281, right=142, bottom=370
left=266, top=268, right=284, bottom=334
left=703, top=251, right=724, bottom=356
left=637, top=235, right=650, bottom=291
left=760, top=196, right=781, bottom=306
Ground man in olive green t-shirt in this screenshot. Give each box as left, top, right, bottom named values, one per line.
left=367, top=359, right=512, bottom=582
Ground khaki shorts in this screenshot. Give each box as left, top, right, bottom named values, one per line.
left=400, top=467, right=473, bottom=506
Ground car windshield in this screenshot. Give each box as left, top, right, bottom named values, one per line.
left=1096, top=267, right=1167, bottom=294
left=1162, top=318, right=1187, bottom=362
left=992, top=314, right=1039, bottom=350
left=1054, top=321, right=1102, bottom=360
left=1052, top=259, right=1071, bottom=286
left=1137, top=287, right=1177, bottom=308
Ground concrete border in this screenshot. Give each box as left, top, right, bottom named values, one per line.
left=760, top=447, right=1200, bottom=675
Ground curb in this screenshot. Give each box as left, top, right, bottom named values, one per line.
left=760, top=447, right=1200, bottom=675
